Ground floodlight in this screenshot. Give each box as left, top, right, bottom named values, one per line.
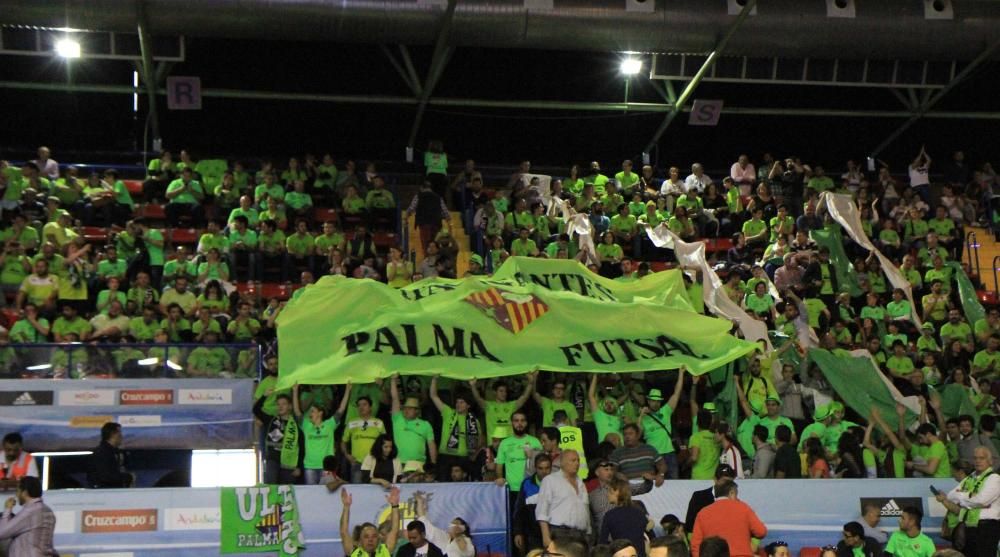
left=620, top=58, right=642, bottom=76
left=55, top=38, right=81, bottom=58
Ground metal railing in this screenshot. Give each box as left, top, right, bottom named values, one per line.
left=966, top=230, right=981, bottom=279
left=0, top=342, right=261, bottom=380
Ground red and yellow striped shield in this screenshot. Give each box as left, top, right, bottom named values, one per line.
left=465, top=287, right=549, bottom=334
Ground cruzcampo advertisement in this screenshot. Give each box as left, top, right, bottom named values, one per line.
left=275, top=257, right=757, bottom=387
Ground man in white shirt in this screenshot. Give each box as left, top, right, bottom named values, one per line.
left=908, top=146, right=932, bottom=204
left=730, top=155, right=756, bottom=191
left=941, top=446, right=1000, bottom=557
left=684, top=163, right=712, bottom=194
left=536, top=450, right=590, bottom=548
left=31, top=146, right=59, bottom=181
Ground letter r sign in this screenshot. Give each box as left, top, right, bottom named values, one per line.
left=687, top=99, right=723, bottom=126
left=167, top=76, right=202, bottom=110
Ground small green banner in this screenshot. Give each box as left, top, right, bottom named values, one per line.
left=276, top=257, right=758, bottom=388
left=220, top=485, right=305, bottom=556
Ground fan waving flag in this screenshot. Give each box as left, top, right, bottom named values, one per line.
left=275, top=257, right=758, bottom=387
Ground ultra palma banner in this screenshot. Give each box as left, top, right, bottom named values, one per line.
left=276, top=258, right=758, bottom=388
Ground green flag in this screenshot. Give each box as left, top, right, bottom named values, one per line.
left=810, top=227, right=862, bottom=297
left=938, top=383, right=979, bottom=421
left=950, top=262, right=986, bottom=326
left=807, top=348, right=917, bottom=431
left=276, top=257, right=757, bottom=388
left=220, top=485, right=305, bottom=556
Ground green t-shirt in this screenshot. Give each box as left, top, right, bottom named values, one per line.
left=689, top=429, right=721, bottom=480
left=199, top=233, right=230, bottom=254
left=926, top=440, right=952, bottom=478
left=302, top=416, right=339, bottom=469
left=52, top=316, right=91, bottom=339
left=594, top=408, right=623, bottom=445
left=424, top=152, right=448, bottom=175
left=597, top=242, right=623, bottom=260
left=284, top=191, right=313, bottom=211
left=886, top=300, right=911, bottom=320
left=640, top=405, right=675, bottom=455
left=315, top=165, right=338, bottom=189
left=886, top=355, right=915, bottom=377
left=227, top=318, right=261, bottom=341
left=259, top=230, right=286, bottom=253
left=228, top=207, right=260, bottom=228
left=798, top=422, right=827, bottom=451
left=438, top=405, right=479, bottom=457
left=973, top=349, right=1000, bottom=375
left=769, top=216, right=794, bottom=242
left=927, top=218, right=956, bottom=238
left=19, top=274, right=59, bottom=306
left=159, top=317, right=191, bottom=342
left=745, top=293, right=774, bottom=315
left=254, top=183, right=285, bottom=205
left=192, top=318, right=222, bottom=336
left=541, top=397, right=578, bottom=427
left=615, top=171, right=639, bottom=192
left=884, top=530, right=936, bottom=557
left=879, top=229, right=900, bottom=245
left=228, top=228, right=259, bottom=250
left=0, top=255, right=30, bottom=286
left=366, top=189, right=395, bottom=210
left=163, top=259, right=198, bottom=284
left=314, top=233, right=345, bottom=255
left=391, top=412, right=435, bottom=463
left=742, top=219, right=767, bottom=239
left=940, top=321, right=972, bottom=344
left=166, top=179, right=203, bottom=205
left=96, top=290, right=127, bottom=314
left=10, top=318, right=49, bottom=343
left=609, top=214, right=637, bottom=235
left=496, top=434, right=542, bottom=491
left=485, top=400, right=519, bottom=440
left=342, top=417, right=386, bottom=462
left=286, top=233, right=314, bottom=257
left=187, top=346, right=230, bottom=376
left=129, top=317, right=158, bottom=342
left=510, top=238, right=538, bottom=257
left=145, top=229, right=164, bottom=266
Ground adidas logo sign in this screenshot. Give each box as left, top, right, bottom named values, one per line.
left=881, top=499, right=903, bottom=516
left=12, top=392, right=35, bottom=406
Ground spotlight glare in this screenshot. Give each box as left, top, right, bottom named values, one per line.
left=620, top=58, right=642, bottom=76
left=55, top=38, right=81, bottom=59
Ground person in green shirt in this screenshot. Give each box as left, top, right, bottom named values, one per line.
left=495, top=412, right=543, bottom=491
left=159, top=302, right=192, bottom=342
left=257, top=219, right=286, bottom=281
left=584, top=161, right=610, bottom=196
left=164, top=167, right=205, bottom=227
left=637, top=368, right=686, bottom=478
left=742, top=208, right=769, bottom=249
left=9, top=303, right=50, bottom=343
left=341, top=391, right=387, bottom=483
left=228, top=195, right=260, bottom=229
left=132, top=219, right=165, bottom=287
left=429, top=376, right=483, bottom=480
left=0, top=214, right=39, bottom=253
left=389, top=374, right=437, bottom=466
left=972, top=335, right=1000, bottom=380
left=365, top=176, right=397, bottom=229
left=197, top=220, right=230, bottom=257
left=883, top=506, right=936, bottom=557
left=532, top=378, right=579, bottom=427
left=688, top=409, right=722, bottom=479
left=614, top=160, right=640, bottom=195
left=227, top=215, right=258, bottom=281
left=510, top=227, right=539, bottom=257
left=254, top=172, right=285, bottom=208
left=293, top=382, right=351, bottom=484
left=940, top=308, right=974, bottom=350
left=186, top=331, right=233, bottom=377
left=95, top=245, right=128, bottom=285
left=51, top=303, right=92, bottom=342
left=341, top=185, right=367, bottom=217
left=468, top=374, right=535, bottom=441
left=129, top=305, right=160, bottom=342
left=905, top=423, right=952, bottom=479
left=743, top=281, right=777, bottom=320
left=286, top=219, right=314, bottom=271
left=769, top=205, right=795, bottom=243
left=885, top=341, right=916, bottom=379
left=589, top=374, right=626, bottom=446
left=227, top=301, right=261, bottom=341
left=314, top=154, right=339, bottom=192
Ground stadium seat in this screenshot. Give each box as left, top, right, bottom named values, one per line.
left=0, top=308, right=18, bottom=329
left=124, top=179, right=143, bottom=195
left=978, top=290, right=998, bottom=307
left=798, top=547, right=821, bottom=557
left=169, top=228, right=199, bottom=244
left=235, top=282, right=256, bottom=296
left=81, top=226, right=109, bottom=243
left=312, top=207, right=338, bottom=224
left=259, top=282, right=291, bottom=300
left=704, top=237, right=734, bottom=254
left=137, top=204, right=166, bottom=220
left=373, top=232, right=397, bottom=248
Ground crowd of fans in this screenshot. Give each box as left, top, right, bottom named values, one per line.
left=2, top=143, right=1000, bottom=557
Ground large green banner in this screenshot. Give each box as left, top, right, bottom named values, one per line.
left=807, top=348, right=918, bottom=431
left=220, top=485, right=305, bottom=556
left=276, top=257, right=757, bottom=387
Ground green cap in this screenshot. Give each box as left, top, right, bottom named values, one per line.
left=470, top=254, right=484, bottom=266
left=703, top=402, right=717, bottom=413
left=813, top=403, right=831, bottom=421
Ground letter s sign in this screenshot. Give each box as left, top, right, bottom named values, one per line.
left=688, top=99, right=723, bottom=126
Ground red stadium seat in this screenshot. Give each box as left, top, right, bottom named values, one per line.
left=799, top=547, right=821, bottom=557
left=124, top=179, right=143, bottom=195
left=259, top=282, right=290, bottom=300
left=169, top=228, right=199, bottom=244
left=313, top=207, right=338, bottom=224
left=235, top=282, right=256, bottom=296
left=81, top=226, right=109, bottom=243
left=373, top=232, right=397, bottom=248
left=138, top=204, right=166, bottom=220
left=978, top=290, right=998, bottom=307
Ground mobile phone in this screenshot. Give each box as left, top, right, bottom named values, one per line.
left=929, top=485, right=941, bottom=496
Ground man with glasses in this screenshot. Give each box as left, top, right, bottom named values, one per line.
left=534, top=380, right=579, bottom=427
left=938, top=446, right=1000, bottom=557
left=836, top=522, right=881, bottom=557
left=536, top=450, right=590, bottom=550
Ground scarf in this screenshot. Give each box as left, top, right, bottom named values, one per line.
left=279, top=417, right=300, bottom=470
left=445, top=411, right=480, bottom=454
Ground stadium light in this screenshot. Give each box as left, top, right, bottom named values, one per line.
left=620, top=58, right=642, bottom=76
left=55, top=37, right=81, bottom=58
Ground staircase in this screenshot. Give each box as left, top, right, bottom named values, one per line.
left=968, top=226, right=1000, bottom=298
left=405, top=212, right=472, bottom=277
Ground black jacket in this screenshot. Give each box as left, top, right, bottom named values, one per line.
left=397, top=541, right=445, bottom=557
left=684, top=486, right=716, bottom=532
left=836, top=537, right=881, bottom=557
left=87, top=440, right=130, bottom=488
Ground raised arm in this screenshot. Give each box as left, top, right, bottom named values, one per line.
left=340, top=488, right=355, bottom=554
left=429, top=375, right=446, bottom=412
left=385, top=486, right=401, bottom=549
left=334, top=382, right=352, bottom=421
left=588, top=374, right=600, bottom=414
left=292, top=384, right=303, bottom=418
left=689, top=373, right=702, bottom=422
left=513, top=372, right=536, bottom=410
left=390, top=373, right=401, bottom=413
left=467, top=379, right=488, bottom=409
left=734, top=374, right=754, bottom=419
left=666, top=367, right=685, bottom=411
